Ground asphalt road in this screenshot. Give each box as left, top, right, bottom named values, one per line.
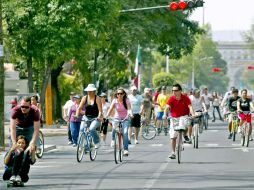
left=1, top=120, right=254, bottom=190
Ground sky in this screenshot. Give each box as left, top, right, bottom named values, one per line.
left=190, top=0, right=254, bottom=31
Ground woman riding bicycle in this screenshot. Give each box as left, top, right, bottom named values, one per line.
left=237, top=89, right=254, bottom=141
left=106, top=87, right=133, bottom=156
left=76, top=84, right=103, bottom=149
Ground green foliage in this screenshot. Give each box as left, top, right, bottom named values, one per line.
left=152, top=72, right=175, bottom=87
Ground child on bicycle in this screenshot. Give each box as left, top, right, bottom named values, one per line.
left=3, top=135, right=36, bottom=183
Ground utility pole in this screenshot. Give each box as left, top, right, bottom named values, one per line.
left=0, top=0, right=5, bottom=149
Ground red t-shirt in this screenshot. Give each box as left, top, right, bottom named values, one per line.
left=11, top=105, right=40, bottom=128
left=167, top=94, right=191, bottom=118
left=153, top=91, right=159, bottom=104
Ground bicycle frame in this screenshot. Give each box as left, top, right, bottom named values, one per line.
left=240, top=111, right=252, bottom=147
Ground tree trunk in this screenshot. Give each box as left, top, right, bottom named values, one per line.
left=40, top=57, right=52, bottom=121
left=51, top=61, right=64, bottom=121
left=0, top=0, right=4, bottom=148
left=27, top=54, right=33, bottom=93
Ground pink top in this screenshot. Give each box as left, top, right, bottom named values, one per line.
left=112, top=98, right=130, bottom=120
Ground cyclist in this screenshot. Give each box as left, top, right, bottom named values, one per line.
left=221, top=86, right=235, bottom=120
left=227, top=89, right=240, bottom=139
left=128, top=86, right=143, bottom=144
left=10, top=96, right=40, bottom=154
left=156, top=86, right=169, bottom=133
left=201, top=87, right=213, bottom=117
left=76, top=84, right=103, bottom=149
left=163, top=84, right=195, bottom=159
left=3, top=135, right=36, bottom=184
left=237, top=89, right=254, bottom=141
left=106, top=87, right=133, bottom=156
left=141, top=88, right=153, bottom=127
left=189, top=88, right=207, bottom=140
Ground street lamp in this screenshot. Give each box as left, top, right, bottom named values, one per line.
left=192, top=56, right=213, bottom=89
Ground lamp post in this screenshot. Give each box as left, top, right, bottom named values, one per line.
left=192, top=56, right=213, bottom=89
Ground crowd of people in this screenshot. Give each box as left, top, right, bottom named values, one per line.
left=3, top=83, right=254, bottom=185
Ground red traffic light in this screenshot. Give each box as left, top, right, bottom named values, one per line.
left=247, top=66, right=253, bottom=70
left=169, top=2, right=178, bottom=11
left=178, top=1, right=187, bottom=10
left=213, top=68, right=220, bottom=72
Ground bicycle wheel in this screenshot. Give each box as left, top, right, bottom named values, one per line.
left=36, top=130, right=44, bottom=159
left=177, top=132, right=183, bottom=164
left=142, top=124, right=156, bottom=140
left=232, top=121, right=237, bottom=142
left=193, top=124, right=199, bottom=149
left=204, top=114, right=208, bottom=130
left=77, top=133, right=86, bottom=162
left=89, top=136, right=98, bottom=161
left=245, top=124, right=250, bottom=147
left=241, top=129, right=245, bottom=147
left=119, top=133, right=123, bottom=162
left=114, top=132, right=120, bottom=164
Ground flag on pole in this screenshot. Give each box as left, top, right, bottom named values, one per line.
left=134, top=45, right=141, bottom=89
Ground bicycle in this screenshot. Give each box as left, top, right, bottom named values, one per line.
left=230, top=112, right=239, bottom=142
left=192, top=112, right=203, bottom=149
left=172, top=116, right=191, bottom=164
left=141, top=117, right=156, bottom=140
left=36, top=130, right=44, bottom=159
left=240, top=111, right=252, bottom=147
left=77, top=116, right=98, bottom=163
left=110, top=117, right=129, bottom=164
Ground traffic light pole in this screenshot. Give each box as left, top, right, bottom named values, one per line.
left=120, top=5, right=168, bottom=13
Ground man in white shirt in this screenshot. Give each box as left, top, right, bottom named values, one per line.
left=128, top=86, right=143, bottom=144
left=221, top=86, right=235, bottom=119
left=63, top=92, right=75, bottom=145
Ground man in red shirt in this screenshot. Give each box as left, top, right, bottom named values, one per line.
left=163, top=84, right=195, bottom=159
left=10, top=96, right=40, bottom=154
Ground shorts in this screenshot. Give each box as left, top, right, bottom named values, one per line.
left=238, top=113, right=252, bottom=123
left=130, top=114, right=141, bottom=128
left=157, top=112, right=163, bottom=120
left=169, top=115, right=189, bottom=139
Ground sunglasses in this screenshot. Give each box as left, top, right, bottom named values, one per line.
left=172, top=89, right=179, bottom=92
left=21, top=106, right=30, bottom=109
left=117, top=93, right=124, bottom=95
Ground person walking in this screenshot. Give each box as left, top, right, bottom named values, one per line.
left=128, top=86, right=143, bottom=144
left=63, top=92, right=76, bottom=145
left=100, top=92, right=111, bottom=145
left=69, top=95, right=84, bottom=147
left=212, top=91, right=223, bottom=122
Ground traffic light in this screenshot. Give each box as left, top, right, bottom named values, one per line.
left=247, top=66, right=253, bottom=70
left=169, top=0, right=204, bottom=11
left=213, top=68, right=220, bottom=72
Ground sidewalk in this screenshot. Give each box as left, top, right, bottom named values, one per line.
left=1, top=122, right=68, bottom=152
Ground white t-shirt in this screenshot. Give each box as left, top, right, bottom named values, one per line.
left=63, top=100, right=74, bottom=116
left=202, top=93, right=212, bottom=106
left=102, top=102, right=110, bottom=116
left=189, top=95, right=203, bottom=112
left=128, top=94, right=143, bottom=114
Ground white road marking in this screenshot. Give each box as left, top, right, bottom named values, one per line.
left=143, top=158, right=169, bottom=189
left=207, top=130, right=219, bottom=132
left=151, top=144, right=163, bottom=147
left=205, top=144, right=219, bottom=147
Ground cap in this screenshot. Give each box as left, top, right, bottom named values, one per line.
left=193, top=88, right=200, bottom=94
left=69, top=92, right=75, bottom=95
left=73, top=95, right=81, bottom=99
left=99, top=92, right=107, bottom=97
left=84, top=84, right=97, bottom=91
left=130, top=86, right=137, bottom=91
left=161, top=86, right=166, bottom=90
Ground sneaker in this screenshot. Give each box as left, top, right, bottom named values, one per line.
left=15, top=175, right=21, bottom=183
left=68, top=141, right=73, bottom=145
left=123, top=150, right=129, bottom=156
left=94, top=143, right=100, bottom=149
left=135, top=139, right=139, bottom=144
left=184, top=136, right=191, bottom=143
left=72, top=144, right=77, bottom=147
left=10, top=175, right=16, bottom=182
left=228, top=133, right=233, bottom=139
left=249, top=135, right=253, bottom=141
left=111, top=140, right=115, bottom=148
left=128, top=140, right=131, bottom=144
left=168, top=153, right=176, bottom=159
